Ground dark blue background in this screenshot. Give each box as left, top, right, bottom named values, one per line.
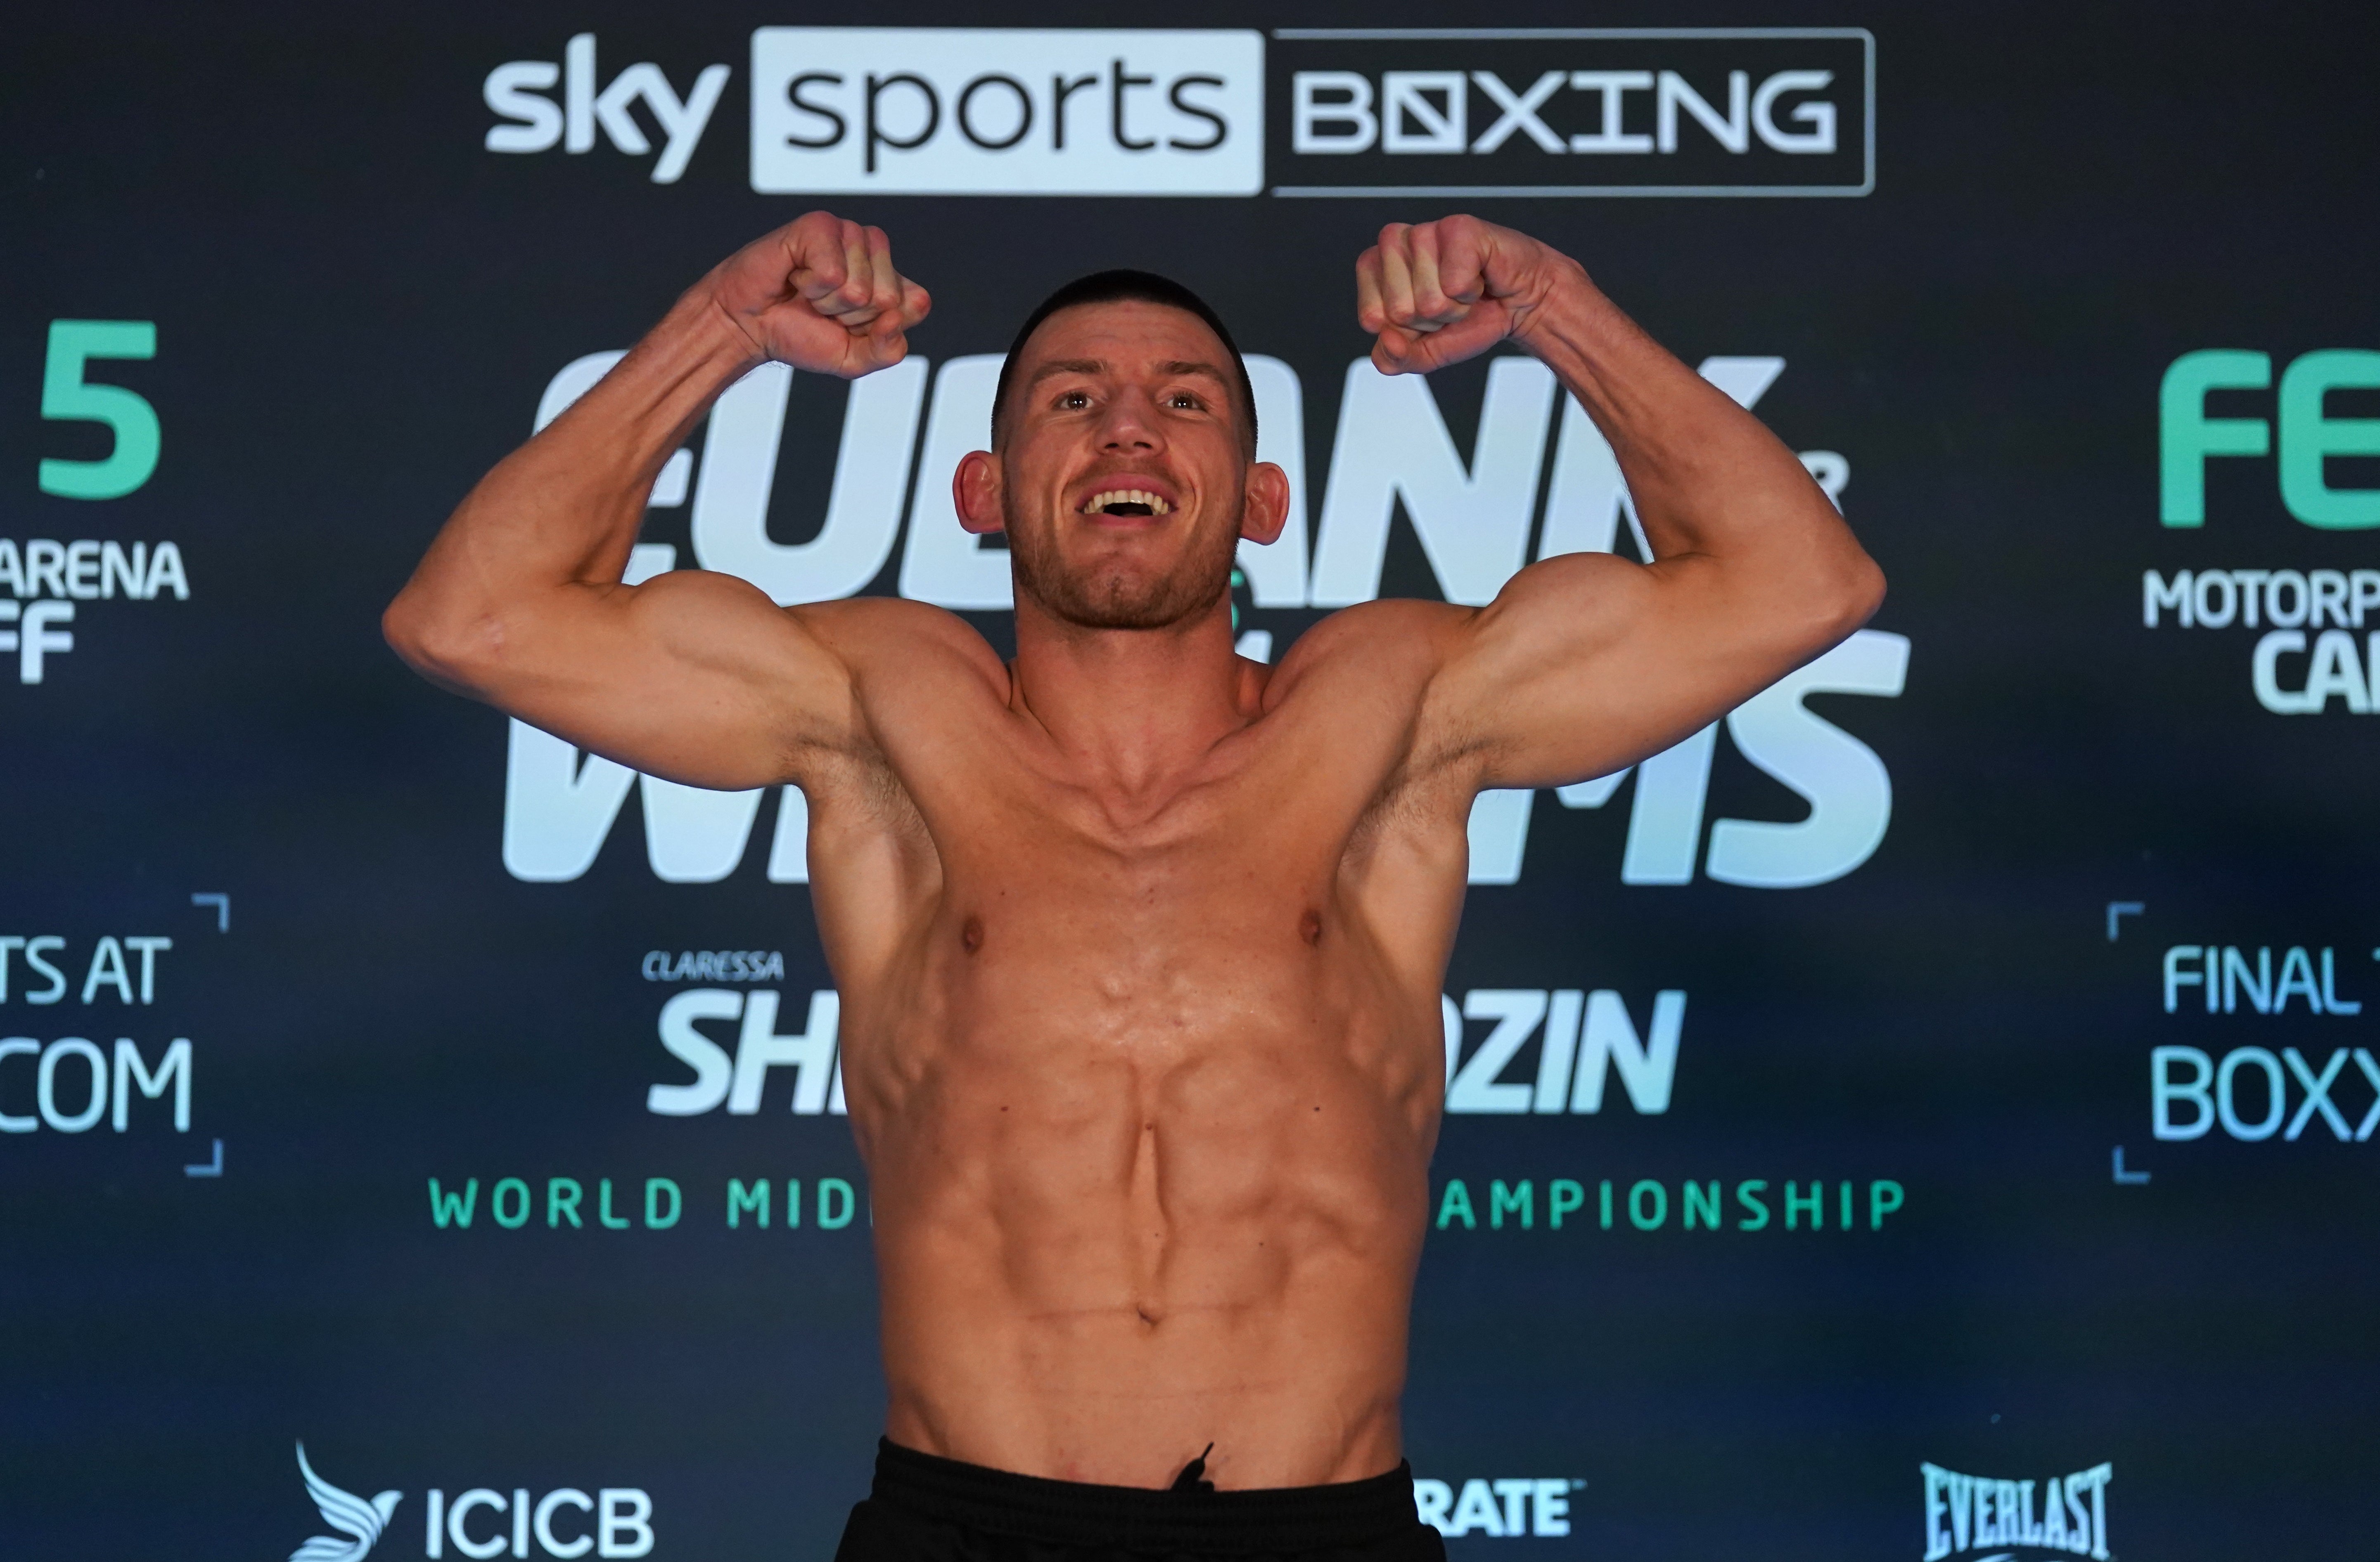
left=4, top=2, right=2377, bottom=1557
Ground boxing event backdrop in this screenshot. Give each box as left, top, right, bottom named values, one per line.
left=6, top=2, right=2377, bottom=1557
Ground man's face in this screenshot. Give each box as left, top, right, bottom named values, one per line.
left=967, top=301, right=1279, bottom=632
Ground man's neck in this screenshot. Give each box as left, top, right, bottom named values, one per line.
left=1008, top=594, right=1258, bottom=802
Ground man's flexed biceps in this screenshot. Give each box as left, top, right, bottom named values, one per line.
left=383, top=213, right=934, bottom=797
left=1351, top=214, right=1884, bottom=794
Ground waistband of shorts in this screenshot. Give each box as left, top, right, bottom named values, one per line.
left=869, top=1438, right=1421, bottom=1552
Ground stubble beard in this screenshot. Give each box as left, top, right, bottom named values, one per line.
left=1004, top=490, right=1242, bottom=632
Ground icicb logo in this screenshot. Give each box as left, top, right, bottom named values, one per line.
left=286, top=1442, right=657, bottom=1559
left=1920, top=1461, right=2111, bottom=1561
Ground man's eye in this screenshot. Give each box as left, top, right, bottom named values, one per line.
left=1057, top=390, right=1090, bottom=409
left=1168, top=392, right=1203, bottom=409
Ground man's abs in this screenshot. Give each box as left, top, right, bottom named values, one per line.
left=854, top=964, right=1439, bottom=1491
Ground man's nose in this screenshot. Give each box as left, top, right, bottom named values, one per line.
left=1095, top=388, right=1164, bottom=453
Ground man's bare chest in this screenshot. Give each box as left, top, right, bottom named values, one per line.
left=803, top=637, right=1470, bottom=988
left=879, top=703, right=1410, bottom=890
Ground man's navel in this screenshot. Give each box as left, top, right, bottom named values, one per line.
left=1299, top=909, right=1323, bottom=947
left=962, top=916, right=984, bottom=954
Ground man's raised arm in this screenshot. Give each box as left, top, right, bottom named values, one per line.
left=1357, top=215, right=1884, bottom=791
left=382, top=212, right=929, bottom=791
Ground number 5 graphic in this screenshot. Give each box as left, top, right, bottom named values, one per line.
left=39, top=319, right=159, bottom=500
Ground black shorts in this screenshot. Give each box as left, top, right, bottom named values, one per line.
left=834, top=1439, right=1447, bottom=1562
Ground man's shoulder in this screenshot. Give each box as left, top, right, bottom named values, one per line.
left=789, top=596, right=1007, bottom=684
left=1271, top=599, right=1469, bottom=686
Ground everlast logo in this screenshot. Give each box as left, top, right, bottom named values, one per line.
left=1270, top=28, right=1872, bottom=197
left=748, top=28, right=1263, bottom=195
left=1921, top=1462, right=2112, bottom=1561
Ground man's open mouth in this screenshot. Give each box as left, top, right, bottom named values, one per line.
left=1080, top=488, right=1173, bottom=517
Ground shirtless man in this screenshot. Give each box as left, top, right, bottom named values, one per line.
left=385, top=211, right=1881, bottom=1560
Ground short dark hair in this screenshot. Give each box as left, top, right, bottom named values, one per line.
left=991, top=270, right=1257, bottom=457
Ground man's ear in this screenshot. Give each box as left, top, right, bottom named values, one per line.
left=953, top=449, right=1005, bottom=536
left=1238, top=461, right=1290, bottom=547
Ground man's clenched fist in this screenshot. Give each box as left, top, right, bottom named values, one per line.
left=704, top=211, right=931, bottom=379
left=1356, top=215, right=1583, bottom=376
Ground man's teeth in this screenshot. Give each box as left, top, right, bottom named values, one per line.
left=1083, top=488, right=1172, bottom=515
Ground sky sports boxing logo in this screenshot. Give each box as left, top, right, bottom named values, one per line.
left=485, top=28, right=1873, bottom=198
